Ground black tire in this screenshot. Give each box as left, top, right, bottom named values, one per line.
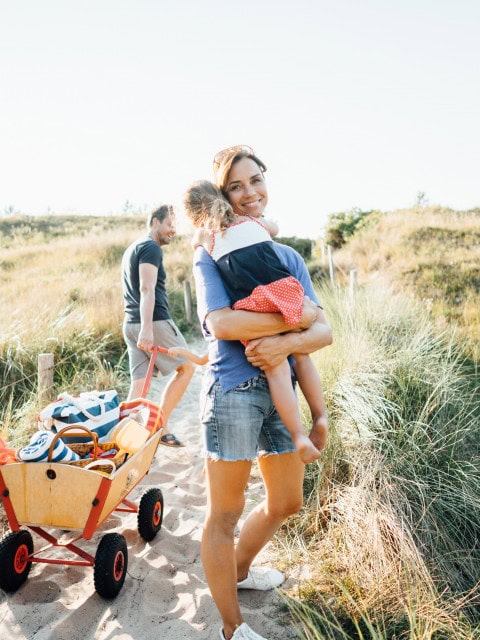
left=93, top=533, right=128, bottom=598
left=0, top=530, right=34, bottom=593
left=138, top=488, right=164, bottom=542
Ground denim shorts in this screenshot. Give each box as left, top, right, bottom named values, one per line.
left=200, top=375, right=297, bottom=461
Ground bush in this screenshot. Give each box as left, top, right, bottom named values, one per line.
left=325, top=208, right=375, bottom=249
left=276, top=236, right=313, bottom=261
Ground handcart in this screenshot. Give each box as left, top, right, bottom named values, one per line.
left=0, top=346, right=168, bottom=599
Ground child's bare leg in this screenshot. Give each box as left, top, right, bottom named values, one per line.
left=293, top=354, right=329, bottom=451
left=264, top=359, right=321, bottom=464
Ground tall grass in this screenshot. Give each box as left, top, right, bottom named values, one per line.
left=281, top=282, right=480, bottom=638
left=2, top=215, right=479, bottom=636
left=0, top=217, right=197, bottom=445
left=329, top=206, right=480, bottom=362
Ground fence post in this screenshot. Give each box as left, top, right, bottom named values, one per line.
left=38, top=353, right=54, bottom=405
left=320, top=237, right=326, bottom=265
left=183, top=280, right=193, bottom=324
left=327, top=245, right=335, bottom=285
left=349, top=268, right=358, bottom=303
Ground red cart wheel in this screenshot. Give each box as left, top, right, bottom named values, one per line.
left=94, top=533, right=128, bottom=598
left=138, top=488, right=164, bottom=542
left=0, top=530, right=34, bottom=593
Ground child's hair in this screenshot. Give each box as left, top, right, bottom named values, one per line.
left=183, top=180, right=235, bottom=232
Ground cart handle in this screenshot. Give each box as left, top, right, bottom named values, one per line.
left=140, top=345, right=169, bottom=399
left=48, top=425, right=99, bottom=462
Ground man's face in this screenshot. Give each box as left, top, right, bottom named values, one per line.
left=152, top=213, right=176, bottom=246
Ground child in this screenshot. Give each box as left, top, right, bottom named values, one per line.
left=183, top=180, right=328, bottom=464
left=168, top=346, right=208, bottom=366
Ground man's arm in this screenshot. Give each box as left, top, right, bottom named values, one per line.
left=137, top=262, right=158, bottom=351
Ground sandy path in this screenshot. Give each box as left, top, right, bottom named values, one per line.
left=0, top=340, right=299, bottom=639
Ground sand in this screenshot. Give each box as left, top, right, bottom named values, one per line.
left=0, top=341, right=299, bottom=639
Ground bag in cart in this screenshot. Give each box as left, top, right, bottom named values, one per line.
left=38, top=389, right=120, bottom=442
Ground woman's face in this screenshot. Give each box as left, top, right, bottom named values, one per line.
left=224, top=157, right=268, bottom=217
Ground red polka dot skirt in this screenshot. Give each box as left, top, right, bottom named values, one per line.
left=233, top=276, right=304, bottom=325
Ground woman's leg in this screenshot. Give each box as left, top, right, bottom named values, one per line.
left=293, top=354, right=329, bottom=451
left=265, top=359, right=321, bottom=463
left=236, top=451, right=305, bottom=581
left=202, top=458, right=252, bottom=639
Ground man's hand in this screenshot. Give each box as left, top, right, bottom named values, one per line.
left=137, top=328, right=154, bottom=352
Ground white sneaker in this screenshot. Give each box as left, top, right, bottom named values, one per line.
left=219, top=622, right=268, bottom=639
left=237, top=566, right=284, bottom=591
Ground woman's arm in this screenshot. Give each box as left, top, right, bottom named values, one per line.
left=244, top=307, right=332, bottom=371
left=195, top=245, right=331, bottom=365
left=205, top=296, right=319, bottom=341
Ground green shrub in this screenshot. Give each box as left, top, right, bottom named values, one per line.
left=277, top=236, right=314, bottom=261
left=325, top=208, right=375, bottom=248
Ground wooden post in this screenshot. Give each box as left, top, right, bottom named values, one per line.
left=327, top=245, right=335, bottom=285
left=38, top=353, right=54, bottom=405
left=320, top=237, right=326, bottom=265
left=349, top=268, right=358, bottom=303
left=183, top=280, right=193, bottom=324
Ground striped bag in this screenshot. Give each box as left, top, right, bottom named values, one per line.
left=38, top=390, right=120, bottom=442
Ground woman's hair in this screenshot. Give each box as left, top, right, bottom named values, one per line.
left=183, top=180, right=235, bottom=232
left=213, top=146, right=267, bottom=195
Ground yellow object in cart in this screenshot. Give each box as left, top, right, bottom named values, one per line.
left=114, top=419, right=150, bottom=457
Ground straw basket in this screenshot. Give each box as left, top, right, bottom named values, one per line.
left=48, top=426, right=127, bottom=474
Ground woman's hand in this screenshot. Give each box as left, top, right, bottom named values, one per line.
left=244, top=334, right=291, bottom=370
left=244, top=306, right=332, bottom=371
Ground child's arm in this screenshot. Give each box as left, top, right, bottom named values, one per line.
left=168, top=347, right=208, bottom=365
left=191, top=228, right=213, bottom=252
left=259, top=216, right=279, bottom=238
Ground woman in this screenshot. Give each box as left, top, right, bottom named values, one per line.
left=183, top=179, right=326, bottom=463
left=192, top=145, right=333, bottom=640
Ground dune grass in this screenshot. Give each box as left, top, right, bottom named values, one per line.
left=327, top=206, right=480, bottom=363
left=1, top=213, right=479, bottom=637
left=279, top=282, right=480, bottom=638
left=0, top=215, right=196, bottom=445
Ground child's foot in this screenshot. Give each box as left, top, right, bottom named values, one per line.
left=294, top=434, right=321, bottom=464
left=309, top=416, right=328, bottom=452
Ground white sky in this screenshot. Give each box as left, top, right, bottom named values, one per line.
left=1, top=0, right=479, bottom=239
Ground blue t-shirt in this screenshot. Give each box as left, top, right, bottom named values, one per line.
left=193, top=242, right=320, bottom=393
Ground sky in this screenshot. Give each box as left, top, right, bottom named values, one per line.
left=1, top=0, right=479, bottom=239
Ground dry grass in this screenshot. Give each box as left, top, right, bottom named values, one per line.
left=277, top=283, right=480, bottom=638
left=0, top=217, right=194, bottom=347
left=328, top=206, right=480, bottom=361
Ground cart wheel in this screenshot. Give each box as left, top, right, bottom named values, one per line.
left=138, top=488, right=164, bottom=541
left=94, top=533, right=128, bottom=599
left=0, top=530, right=34, bottom=593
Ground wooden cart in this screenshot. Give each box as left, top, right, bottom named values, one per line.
left=0, top=347, right=167, bottom=599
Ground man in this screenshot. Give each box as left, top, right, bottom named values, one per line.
left=121, top=204, right=194, bottom=446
